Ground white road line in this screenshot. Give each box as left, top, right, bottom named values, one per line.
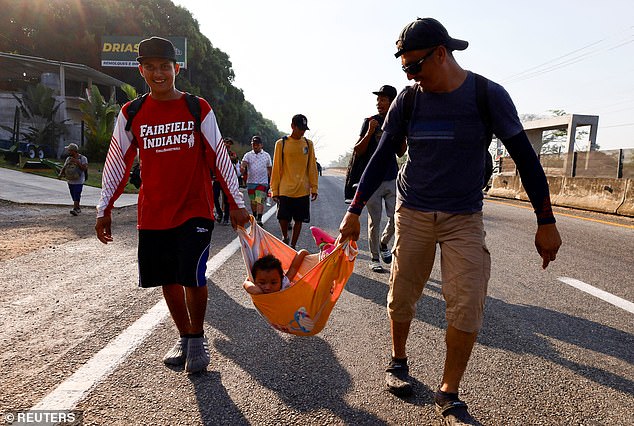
left=32, top=301, right=170, bottom=411
left=558, top=277, right=634, bottom=314
left=31, top=206, right=278, bottom=411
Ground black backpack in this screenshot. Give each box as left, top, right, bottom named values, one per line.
left=123, top=92, right=202, bottom=188
left=402, top=74, right=494, bottom=189
left=343, top=119, right=381, bottom=201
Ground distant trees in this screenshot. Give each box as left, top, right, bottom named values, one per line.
left=0, top=0, right=283, bottom=150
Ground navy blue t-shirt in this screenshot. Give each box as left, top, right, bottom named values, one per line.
left=383, top=71, right=523, bottom=213
left=359, top=114, right=398, bottom=182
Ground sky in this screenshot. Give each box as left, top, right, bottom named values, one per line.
left=172, top=0, right=634, bottom=165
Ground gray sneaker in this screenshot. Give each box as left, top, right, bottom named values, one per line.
left=185, top=336, right=210, bottom=373
left=369, top=260, right=383, bottom=272
left=162, top=337, right=188, bottom=365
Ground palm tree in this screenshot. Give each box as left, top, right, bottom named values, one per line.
left=79, top=86, right=120, bottom=162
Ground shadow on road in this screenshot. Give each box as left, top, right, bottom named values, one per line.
left=345, top=274, right=634, bottom=395
left=192, top=280, right=388, bottom=425
left=188, top=371, right=250, bottom=426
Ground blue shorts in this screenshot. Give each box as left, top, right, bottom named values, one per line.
left=68, top=184, right=83, bottom=202
left=137, top=218, right=213, bottom=288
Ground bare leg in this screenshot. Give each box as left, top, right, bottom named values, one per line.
left=290, top=221, right=302, bottom=247
left=279, top=219, right=289, bottom=241
left=162, top=284, right=190, bottom=335
left=184, top=286, right=208, bottom=334
left=440, top=325, right=478, bottom=393
left=390, top=319, right=411, bottom=358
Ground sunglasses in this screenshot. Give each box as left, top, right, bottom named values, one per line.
left=401, top=48, right=437, bottom=74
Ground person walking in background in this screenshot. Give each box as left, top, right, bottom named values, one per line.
left=338, top=18, right=561, bottom=424
left=270, top=114, right=319, bottom=249
left=58, top=142, right=88, bottom=216
left=212, top=174, right=231, bottom=225
left=241, top=135, right=272, bottom=226
left=354, top=85, right=400, bottom=272
left=95, top=36, right=249, bottom=374
left=213, top=137, right=237, bottom=225
left=223, top=137, right=244, bottom=188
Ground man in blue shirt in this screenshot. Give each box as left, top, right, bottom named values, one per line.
left=354, top=85, right=400, bottom=272
left=338, top=17, right=562, bottom=424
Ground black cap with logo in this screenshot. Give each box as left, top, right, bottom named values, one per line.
left=292, top=114, right=309, bottom=131
left=395, top=18, right=468, bottom=58
left=372, top=85, right=397, bottom=101
left=137, top=36, right=177, bottom=63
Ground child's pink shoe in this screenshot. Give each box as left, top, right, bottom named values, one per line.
left=310, top=226, right=336, bottom=257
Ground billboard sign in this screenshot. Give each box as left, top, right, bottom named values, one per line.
left=101, top=36, right=187, bottom=68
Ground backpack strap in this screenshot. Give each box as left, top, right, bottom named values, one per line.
left=124, top=93, right=149, bottom=131
left=396, top=84, right=420, bottom=153
left=402, top=83, right=419, bottom=128
left=474, top=73, right=493, bottom=145
left=183, top=92, right=202, bottom=132
left=281, top=136, right=288, bottom=165
left=474, top=73, right=495, bottom=187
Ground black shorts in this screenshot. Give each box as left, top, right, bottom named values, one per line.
left=277, top=195, right=310, bottom=223
left=137, top=218, right=213, bottom=288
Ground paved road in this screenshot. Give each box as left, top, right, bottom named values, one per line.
left=0, top=167, right=137, bottom=207
left=1, top=171, right=633, bottom=425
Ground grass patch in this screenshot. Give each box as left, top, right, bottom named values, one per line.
left=0, top=155, right=139, bottom=193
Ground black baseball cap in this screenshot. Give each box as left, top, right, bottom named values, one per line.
left=395, top=18, right=468, bottom=58
left=372, top=85, right=397, bottom=101
left=292, top=114, right=309, bottom=131
left=251, top=136, right=263, bottom=144
left=137, top=36, right=177, bottom=63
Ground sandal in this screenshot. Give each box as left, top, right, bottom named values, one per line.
left=385, top=359, right=412, bottom=397
left=435, top=399, right=476, bottom=425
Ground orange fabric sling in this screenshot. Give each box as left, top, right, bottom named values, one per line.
left=237, top=217, right=357, bottom=336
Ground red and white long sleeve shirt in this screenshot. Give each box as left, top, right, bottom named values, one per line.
left=97, top=94, right=245, bottom=230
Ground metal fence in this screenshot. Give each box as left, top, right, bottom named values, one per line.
left=499, top=148, right=634, bottom=179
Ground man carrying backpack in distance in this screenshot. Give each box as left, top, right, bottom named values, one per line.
left=270, top=114, right=319, bottom=249
left=95, top=36, right=249, bottom=374
left=354, top=85, right=401, bottom=273
left=338, top=18, right=562, bottom=424
left=241, top=135, right=272, bottom=226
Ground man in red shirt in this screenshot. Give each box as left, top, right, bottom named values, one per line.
left=95, top=37, right=249, bottom=373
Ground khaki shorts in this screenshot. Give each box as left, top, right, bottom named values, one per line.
left=387, top=206, right=491, bottom=333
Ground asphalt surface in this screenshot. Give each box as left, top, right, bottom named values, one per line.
left=1, top=170, right=633, bottom=425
